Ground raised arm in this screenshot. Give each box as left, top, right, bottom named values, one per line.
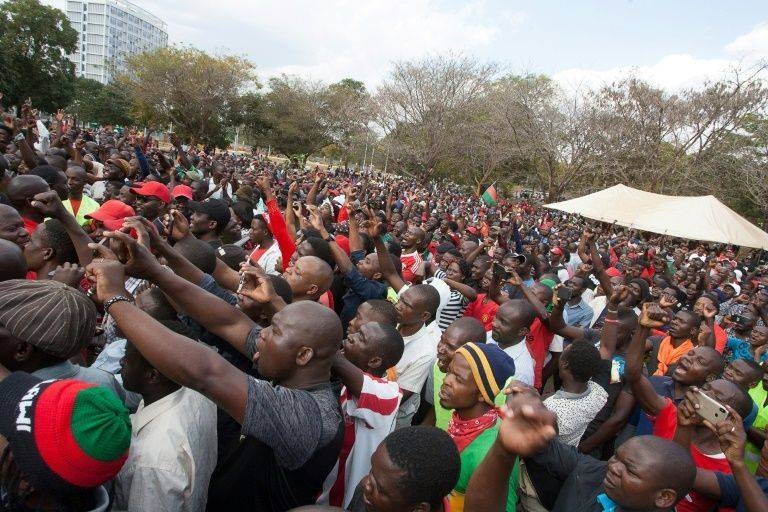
left=31, top=191, right=95, bottom=267
left=306, top=172, right=324, bottom=206
left=98, top=232, right=258, bottom=356
left=598, top=285, right=629, bottom=360
left=373, top=226, right=406, bottom=293
left=284, top=181, right=299, bottom=242
left=260, top=177, right=296, bottom=271
left=309, top=205, right=353, bottom=274
left=169, top=133, right=192, bottom=171
left=548, top=286, right=586, bottom=340
left=465, top=389, right=557, bottom=512
left=86, top=258, right=249, bottom=423
left=625, top=303, right=669, bottom=416
left=588, top=238, right=613, bottom=298
left=331, top=351, right=364, bottom=398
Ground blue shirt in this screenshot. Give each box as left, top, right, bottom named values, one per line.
left=564, top=299, right=594, bottom=328
left=715, top=471, right=768, bottom=512
left=726, top=335, right=768, bottom=363
left=340, top=250, right=387, bottom=332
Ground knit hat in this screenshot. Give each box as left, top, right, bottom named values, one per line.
left=0, top=280, right=97, bottom=359
left=106, top=158, right=131, bottom=177
left=0, top=372, right=131, bottom=495
left=454, top=342, right=516, bottom=405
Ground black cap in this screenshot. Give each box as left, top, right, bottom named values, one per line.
left=188, top=199, right=231, bottom=229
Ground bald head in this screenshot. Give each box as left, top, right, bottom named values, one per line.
left=619, top=436, right=696, bottom=507
left=492, top=299, right=536, bottom=345
left=0, top=239, right=27, bottom=281
left=286, top=255, right=334, bottom=301
left=282, top=301, right=343, bottom=361
left=448, top=317, right=487, bottom=345
left=6, top=175, right=49, bottom=207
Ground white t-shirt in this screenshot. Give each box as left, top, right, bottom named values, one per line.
left=500, top=341, right=535, bottom=386
left=394, top=322, right=440, bottom=427
left=249, top=242, right=282, bottom=276
left=544, top=380, right=608, bottom=446
left=318, top=374, right=402, bottom=508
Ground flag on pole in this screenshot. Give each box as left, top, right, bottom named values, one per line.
left=481, top=184, right=498, bottom=206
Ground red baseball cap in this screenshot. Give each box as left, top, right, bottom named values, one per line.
left=550, top=247, right=564, bottom=256
left=86, top=200, right=135, bottom=231
left=171, top=184, right=193, bottom=201
left=131, top=181, right=171, bottom=204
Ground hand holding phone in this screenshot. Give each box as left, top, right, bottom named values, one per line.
left=695, top=389, right=729, bottom=424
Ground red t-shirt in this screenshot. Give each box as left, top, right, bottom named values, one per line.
left=527, top=318, right=555, bottom=389
left=651, top=398, right=732, bottom=512
left=463, top=294, right=498, bottom=332
left=713, top=324, right=727, bottom=354
left=22, top=216, right=39, bottom=235
left=400, top=252, right=422, bottom=284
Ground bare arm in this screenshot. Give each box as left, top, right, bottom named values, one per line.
left=578, top=391, right=635, bottom=454
left=101, top=233, right=258, bottom=356
left=284, top=182, right=299, bottom=242
left=87, top=261, right=249, bottom=424
left=374, top=231, right=406, bottom=292
left=625, top=307, right=667, bottom=416
left=548, top=295, right=585, bottom=340
left=31, top=191, right=94, bottom=267
left=331, top=352, right=364, bottom=398
left=443, top=278, right=478, bottom=302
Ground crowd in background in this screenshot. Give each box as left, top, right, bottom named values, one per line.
left=2, top=102, right=768, bottom=512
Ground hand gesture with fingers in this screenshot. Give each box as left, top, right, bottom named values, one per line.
left=50, top=262, right=85, bottom=288
left=31, top=190, right=67, bottom=220
left=165, top=209, right=189, bottom=241
left=122, top=217, right=151, bottom=248
left=677, top=388, right=704, bottom=427
left=85, top=244, right=128, bottom=306
left=307, top=205, right=325, bottom=234
left=238, top=263, right=276, bottom=304
left=288, top=181, right=299, bottom=198
left=639, top=302, right=671, bottom=328
left=124, top=216, right=161, bottom=247
left=101, top=230, right=163, bottom=280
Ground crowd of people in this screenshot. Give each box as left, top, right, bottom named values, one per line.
left=1, top=101, right=768, bottom=512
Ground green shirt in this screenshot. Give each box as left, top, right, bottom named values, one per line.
left=746, top=384, right=768, bottom=473
left=432, top=363, right=451, bottom=430
left=451, top=421, right=520, bottom=512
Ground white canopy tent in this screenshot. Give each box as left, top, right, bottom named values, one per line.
left=544, top=184, right=768, bottom=249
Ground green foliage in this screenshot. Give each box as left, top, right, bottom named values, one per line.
left=68, top=78, right=134, bottom=126
left=256, top=75, right=333, bottom=158
left=0, top=0, right=77, bottom=111
left=118, top=46, right=257, bottom=148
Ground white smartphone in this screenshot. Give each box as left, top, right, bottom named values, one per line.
left=695, top=390, right=729, bottom=424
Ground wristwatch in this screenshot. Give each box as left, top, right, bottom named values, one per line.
left=325, top=234, right=335, bottom=242
left=103, top=295, right=134, bottom=314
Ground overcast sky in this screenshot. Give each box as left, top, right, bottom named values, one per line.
left=49, top=0, right=768, bottom=91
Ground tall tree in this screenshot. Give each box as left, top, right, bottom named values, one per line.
left=324, top=78, right=372, bottom=163
left=255, top=74, right=334, bottom=162
left=119, top=46, right=256, bottom=148
left=0, top=0, right=77, bottom=112
left=375, top=55, right=497, bottom=181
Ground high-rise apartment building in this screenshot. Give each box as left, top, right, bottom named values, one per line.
left=64, top=0, right=168, bottom=83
